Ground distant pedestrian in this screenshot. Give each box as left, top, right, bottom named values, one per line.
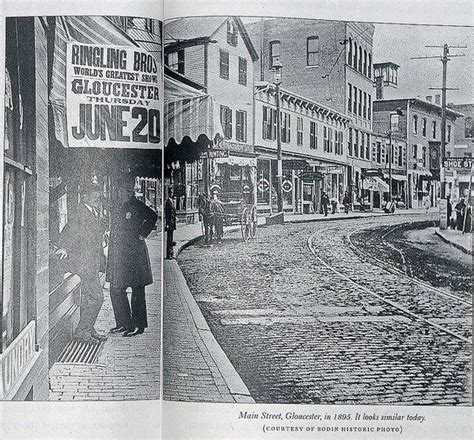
left=165, top=188, right=177, bottom=258
left=455, top=198, right=466, bottom=231
left=209, top=185, right=225, bottom=243
left=343, top=191, right=350, bottom=214
left=107, top=174, right=158, bottom=337
left=423, top=195, right=430, bottom=213
left=320, top=192, right=329, bottom=216
left=330, top=198, right=337, bottom=214
left=446, top=195, right=453, bottom=229
left=56, top=180, right=107, bottom=345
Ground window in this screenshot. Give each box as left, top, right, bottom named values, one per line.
left=363, top=92, right=367, bottom=119
left=376, top=141, right=382, bottom=163
left=144, top=19, right=154, bottom=33
left=398, top=145, right=403, bottom=166
left=281, top=112, right=291, bottom=143
left=220, top=105, right=232, bottom=139
left=413, top=115, right=418, bottom=135
left=262, top=106, right=276, bottom=140
left=358, top=89, right=362, bottom=116
left=447, top=124, right=451, bottom=143
left=358, top=46, right=363, bottom=72
left=323, top=126, right=329, bottom=152
left=335, top=131, right=344, bottom=155
left=238, top=57, right=247, bottom=85
left=367, top=94, right=371, bottom=120
left=353, top=42, right=357, bottom=69
left=363, top=50, right=367, bottom=76
left=360, top=133, right=365, bottom=158
left=328, top=128, right=334, bottom=152
left=297, top=117, right=304, bottom=146
left=422, top=146, right=427, bottom=166
left=366, top=133, right=370, bottom=159
left=432, top=120, right=437, bottom=139
left=353, top=85, right=357, bottom=115
left=348, top=127, right=353, bottom=156
left=354, top=130, right=359, bottom=156
left=348, top=38, right=352, bottom=66
left=413, top=144, right=418, bottom=159
left=269, top=40, right=281, bottom=68
left=168, top=50, right=184, bottom=74
left=227, top=20, right=238, bottom=46
left=307, top=36, right=320, bottom=66
left=219, top=49, right=229, bottom=79
left=368, top=53, right=372, bottom=78
left=309, top=121, right=317, bottom=149
left=236, top=110, right=247, bottom=142
left=348, top=83, right=352, bottom=112
left=422, top=118, right=427, bottom=137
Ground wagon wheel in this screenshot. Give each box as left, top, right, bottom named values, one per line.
left=249, top=205, right=257, bottom=239
left=240, top=208, right=250, bottom=242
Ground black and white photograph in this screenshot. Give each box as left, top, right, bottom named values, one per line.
left=163, top=15, right=472, bottom=407
left=1, top=15, right=162, bottom=401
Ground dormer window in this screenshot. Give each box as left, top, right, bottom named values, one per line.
left=227, top=20, right=238, bottom=46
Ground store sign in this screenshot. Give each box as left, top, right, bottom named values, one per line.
left=443, top=158, right=473, bottom=169
left=66, top=42, right=161, bottom=149
left=200, top=150, right=229, bottom=159
left=282, top=179, right=293, bottom=193
left=299, top=171, right=324, bottom=181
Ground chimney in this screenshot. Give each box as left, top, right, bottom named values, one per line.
left=426, top=95, right=432, bottom=103
left=435, top=94, right=441, bottom=105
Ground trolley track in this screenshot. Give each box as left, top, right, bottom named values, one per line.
left=308, top=225, right=472, bottom=345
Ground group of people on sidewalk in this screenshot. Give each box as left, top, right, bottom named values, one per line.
left=447, top=195, right=472, bottom=232
left=56, top=173, right=158, bottom=345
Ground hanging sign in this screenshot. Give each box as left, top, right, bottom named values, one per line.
left=66, top=42, right=161, bottom=149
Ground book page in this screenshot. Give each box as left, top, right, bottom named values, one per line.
left=162, top=0, right=472, bottom=439
left=0, top=0, right=164, bottom=439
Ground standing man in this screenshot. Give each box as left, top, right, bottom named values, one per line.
left=343, top=191, right=350, bottom=214
left=107, top=174, right=158, bottom=337
left=164, top=187, right=176, bottom=259
left=320, top=191, right=329, bottom=216
left=56, top=181, right=107, bottom=344
left=209, top=185, right=225, bottom=243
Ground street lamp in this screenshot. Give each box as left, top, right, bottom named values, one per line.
left=272, top=59, right=283, bottom=214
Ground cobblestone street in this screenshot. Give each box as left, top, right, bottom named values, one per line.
left=49, top=235, right=161, bottom=401
left=177, top=213, right=472, bottom=405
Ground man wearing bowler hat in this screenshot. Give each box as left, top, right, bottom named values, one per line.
left=107, top=173, right=158, bottom=337
left=56, top=180, right=107, bottom=344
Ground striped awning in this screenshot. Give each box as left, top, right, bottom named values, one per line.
left=164, top=75, right=223, bottom=146
left=50, top=16, right=138, bottom=148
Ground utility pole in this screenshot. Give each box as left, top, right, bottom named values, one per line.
left=411, top=44, right=465, bottom=199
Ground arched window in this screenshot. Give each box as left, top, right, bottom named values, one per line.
left=358, top=46, right=363, bottom=72
left=368, top=53, right=372, bottom=78
left=363, top=50, right=367, bottom=76
left=348, top=38, right=352, bottom=66
left=353, top=42, right=357, bottom=68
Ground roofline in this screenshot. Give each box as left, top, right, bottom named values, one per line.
left=164, top=36, right=212, bottom=54
left=374, top=98, right=464, bottom=119
left=373, top=62, right=400, bottom=69
left=164, top=66, right=207, bottom=92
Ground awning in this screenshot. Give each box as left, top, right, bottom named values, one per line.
left=363, top=176, right=389, bottom=192
left=382, top=171, right=408, bottom=181
left=214, top=155, right=257, bottom=168
left=50, top=16, right=140, bottom=149
left=164, top=75, right=223, bottom=145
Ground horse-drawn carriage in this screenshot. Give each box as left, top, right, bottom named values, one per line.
left=198, top=190, right=258, bottom=243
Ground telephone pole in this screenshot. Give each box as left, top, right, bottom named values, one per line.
left=411, top=44, right=465, bottom=199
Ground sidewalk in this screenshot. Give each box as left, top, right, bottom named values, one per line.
left=49, top=234, right=161, bottom=401
left=435, top=227, right=472, bottom=255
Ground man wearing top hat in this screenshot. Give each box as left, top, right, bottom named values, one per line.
left=56, top=180, right=108, bottom=344
left=107, top=174, right=158, bottom=337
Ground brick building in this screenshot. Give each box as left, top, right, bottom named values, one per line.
left=165, top=17, right=259, bottom=218
left=247, top=18, right=375, bottom=204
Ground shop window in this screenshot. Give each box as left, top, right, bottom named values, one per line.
left=219, top=49, right=229, bottom=80
left=269, top=40, right=280, bottom=69
left=310, top=121, right=317, bottom=149
left=238, top=57, right=247, bottom=86
left=227, top=20, right=238, bottom=46
left=220, top=105, right=232, bottom=139
left=281, top=112, right=291, bottom=143
left=236, top=110, right=247, bottom=142
left=307, top=36, right=320, bottom=66
left=297, top=117, right=304, bottom=146
left=167, top=50, right=185, bottom=75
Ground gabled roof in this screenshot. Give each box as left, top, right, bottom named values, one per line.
left=165, top=16, right=258, bottom=61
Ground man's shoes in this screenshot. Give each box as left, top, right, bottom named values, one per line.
left=91, top=332, right=108, bottom=342
left=123, top=327, right=145, bottom=337
left=73, top=336, right=99, bottom=345
left=109, top=326, right=127, bottom=334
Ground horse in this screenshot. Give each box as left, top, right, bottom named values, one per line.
left=198, top=193, right=214, bottom=245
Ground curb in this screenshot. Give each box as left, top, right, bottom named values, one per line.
left=284, top=210, right=429, bottom=224
left=434, top=230, right=472, bottom=255
left=171, top=228, right=255, bottom=403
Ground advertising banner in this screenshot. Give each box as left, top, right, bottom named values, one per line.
left=66, top=42, right=161, bottom=149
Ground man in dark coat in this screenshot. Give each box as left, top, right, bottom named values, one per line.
left=56, top=181, right=107, bottom=344
left=164, top=188, right=176, bottom=258
left=209, top=185, right=225, bottom=243
left=455, top=198, right=466, bottom=231
left=107, top=175, right=158, bottom=337
left=320, top=192, right=329, bottom=216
